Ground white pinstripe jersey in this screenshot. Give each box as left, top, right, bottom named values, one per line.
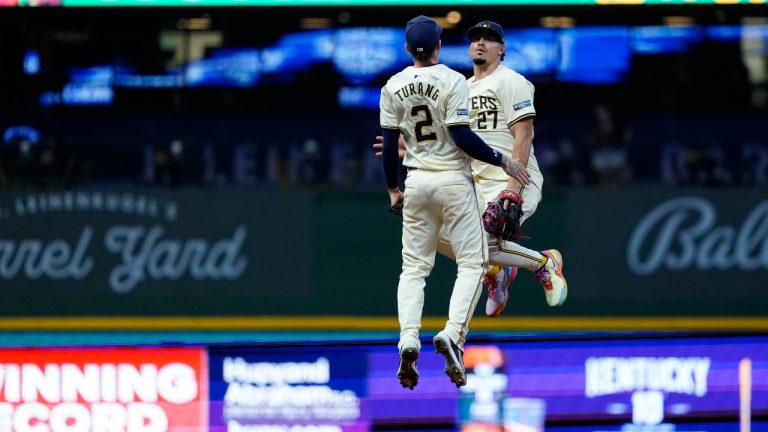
left=467, top=65, right=542, bottom=181
left=380, top=64, right=471, bottom=171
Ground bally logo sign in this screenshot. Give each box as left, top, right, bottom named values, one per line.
left=627, top=197, right=768, bottom=275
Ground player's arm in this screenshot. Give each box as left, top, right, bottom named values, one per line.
left=500, top=76, right=537, bottom=193
left=449, top=125, right=530, bottom=186
left=507, top=117, right=534, bottom=192
left=445, top=75, right=529, bottom=185
left=373, top=134, right=407, bottom=193
left=373, top=134, right=406, bottom=159
left=382, top=129, right=404, bottom=207
left=381, top=129, right=401, bottom=190
left=379, top=87, right=404, bottom=207
left=381, top=129, right=403, bottom=206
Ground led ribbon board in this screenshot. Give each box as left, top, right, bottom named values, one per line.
left=8, top=0, right=767, bottom=7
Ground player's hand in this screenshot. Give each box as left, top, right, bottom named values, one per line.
left=388, top=188, right=404, bottom=216
left=373, top=137, right=384, bottom=157
left=372, top=135, right=406, bottom=159
left=499, top=155, right=531, bottom=186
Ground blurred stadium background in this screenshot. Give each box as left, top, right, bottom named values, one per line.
left=0, top=1, right=767, bottom=431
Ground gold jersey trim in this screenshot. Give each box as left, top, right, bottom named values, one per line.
left=507, top=113, right=536, bottom=128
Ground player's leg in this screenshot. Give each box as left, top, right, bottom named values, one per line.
left=481, top=172, right=546, bottom=272
left=534, top=249, right=567, bottom=306
left=435, top=170, right=540, bottom=263
left=397, top=343, right=419, bottom=390
left=512, top=173, right=567, bottom=306
left=519, top=167, right=544, bottom=225
left=437, top=176, right=539, bottom=316
left=439, top=172, right=486, bottom=349
left=397, top=170, right=440, bottom=388
left=437, top=218, right=516, bottom=316
left=433, top=170, right=487, bottom=387
left=488, top=240, right=566, bottom=306
left=483, top=265, right=516, bottom=317
left=478, top=173, right=566, bottom=307
left=473, top=177, right=517, bottom=316
left=398, top=172, right=440, bottom=348
left=436, top=229, right=455, bottom=261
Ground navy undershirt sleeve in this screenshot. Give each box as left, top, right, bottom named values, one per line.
left=448, top=125, right=503, bottom=166
left=382, top=129, right=401, bottom=189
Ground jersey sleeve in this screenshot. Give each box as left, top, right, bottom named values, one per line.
left=379, top=86, right=400, bottom=130
left=498, top=74, right=536, bottom=128
left=444, top=74, right=471, bottom=127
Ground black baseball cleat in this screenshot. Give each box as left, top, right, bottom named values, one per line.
left=397, top=347, right=420, bottom=390
left=433, top=332, right=466, bottom=388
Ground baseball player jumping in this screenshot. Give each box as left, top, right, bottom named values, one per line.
left=380, top=16, right=530, bottom=390
left=376, top=20, right=568, bottom=318
left=451, top=20, right=567, bottom=316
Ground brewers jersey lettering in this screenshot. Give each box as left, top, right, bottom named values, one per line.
left=435, top=64, right=547, bottom=274
left=468, top=65, right=541, bottom=180
left=468, top=64, right=544, bottom=224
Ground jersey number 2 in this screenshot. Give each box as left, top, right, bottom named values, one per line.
left=411, top=105, right=437, bottom=142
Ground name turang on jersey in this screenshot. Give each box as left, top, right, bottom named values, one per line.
left=393, top=81, right=440, bottom=101
left=380, top=64, right=472, bottom=171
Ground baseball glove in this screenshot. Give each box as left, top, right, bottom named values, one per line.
left=481, top=190, right=524, bottom=241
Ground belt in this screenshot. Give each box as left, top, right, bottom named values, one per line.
left=407, top=167, right=418, bottom=171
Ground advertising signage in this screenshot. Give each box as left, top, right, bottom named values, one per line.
left=0, top=347, right=207, bottom=432
left=203, top=335, right=768, bottom=430
left=5, top=0, right=765, bottom=7
left=358, top=335, right=767, bottom=430
left=208, top=347, right=369, bottom=432
left=0, top=190, right=313, bottom=316
left=0, top=187, right=766, bottom=326
left=0, top=335, right=763, bottom=431
left=560, top=190, right=768, bottom=317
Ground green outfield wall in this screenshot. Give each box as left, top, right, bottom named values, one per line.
left=0, top=187, right=765, bottom=329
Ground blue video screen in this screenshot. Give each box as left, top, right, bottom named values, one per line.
left=633, top=26, right=704, bottom=54
left=35, top=23, right=768, bottom=107
left=207, top=334, right=768, bottom=432
left=504, top=28, right=559, bottom=76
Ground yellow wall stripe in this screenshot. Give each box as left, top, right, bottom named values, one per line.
left=0, top=316, right=766, bottom=331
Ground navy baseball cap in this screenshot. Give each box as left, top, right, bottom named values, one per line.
left=466, top=20, right=505, bottom=43
left=405, top=15, right=442, bottom=54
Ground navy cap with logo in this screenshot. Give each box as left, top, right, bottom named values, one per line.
left=466, top=20, right=505, bottom=44
left=405, top=15, right=442, bottom=55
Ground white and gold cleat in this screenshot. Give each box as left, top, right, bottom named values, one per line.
left=535, top=249, right=568, bottom=307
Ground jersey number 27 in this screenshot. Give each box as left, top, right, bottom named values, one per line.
left=477, top=110, right=498, bottom=129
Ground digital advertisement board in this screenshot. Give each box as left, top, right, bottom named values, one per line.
left=3, top=0, right=765, bottom=6
left=208, top=346, right=369, bottom=432
left=0, top=335, right=764, bottom=431
left=0, top=347, right=207, bottom=432
left=367, top=335, right=768, bottom=431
